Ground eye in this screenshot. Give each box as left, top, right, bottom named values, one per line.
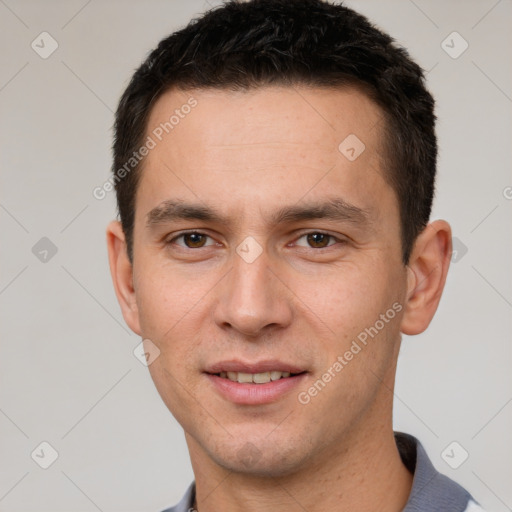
left=169, top=232, right=216, bottom=248
left=294, top=232, right=339, bottom=249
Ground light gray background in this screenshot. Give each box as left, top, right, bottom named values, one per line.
left=0, top=0, right=511, bottom=511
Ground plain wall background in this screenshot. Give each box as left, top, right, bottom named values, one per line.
left=0, top=1, right=510, bottom=510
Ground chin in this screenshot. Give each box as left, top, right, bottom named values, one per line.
left=209, top=437, right=309, bottom=478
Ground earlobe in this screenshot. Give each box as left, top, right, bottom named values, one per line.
left=400, top=220, right=452, bottom=336
left=106, top=221, right=142, bottom=335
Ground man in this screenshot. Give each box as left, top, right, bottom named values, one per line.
left=106, top=1, right=484, bottom=510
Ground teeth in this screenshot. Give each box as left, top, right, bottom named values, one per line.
left=253, top=372, right=271, bottom=384
left=237, top=372, right=253, bottom=383
left=220, top=371, right=294, bottom=383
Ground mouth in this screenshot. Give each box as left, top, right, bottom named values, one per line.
left=204, top=361, right=308, bottom=405
left=211, top=370, right=305, bottom=384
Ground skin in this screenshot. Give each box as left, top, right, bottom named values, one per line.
left=107, top=86, right=452, bottom=512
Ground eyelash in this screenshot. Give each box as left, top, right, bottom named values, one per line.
left=167, top=231, right=218, bottom=249
left=166, top=230, right=345, bottom=249
left=292, top=232, right=342, bottom=249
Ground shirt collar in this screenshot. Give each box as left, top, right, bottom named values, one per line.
left=396, top=432, right=472, bottom=512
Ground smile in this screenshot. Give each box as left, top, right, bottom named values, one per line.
left=214, top=370, right=301, bottom=384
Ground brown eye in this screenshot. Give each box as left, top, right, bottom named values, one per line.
left=306, top=233, right=331, bottom=248
left=183, top=233, right=208, bottom=248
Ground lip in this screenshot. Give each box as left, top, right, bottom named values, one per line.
left=204, top=360, right=308, bottom=405
left=205, top=359, right=306, bottom=374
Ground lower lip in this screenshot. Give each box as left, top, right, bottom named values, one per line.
left=205, top=373, right=308, bottom=405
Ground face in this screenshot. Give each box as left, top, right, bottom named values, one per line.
left=118, top=86, right=412, bottom=476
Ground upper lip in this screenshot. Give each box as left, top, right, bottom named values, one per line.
left=205, top=360, right=306, bottom=374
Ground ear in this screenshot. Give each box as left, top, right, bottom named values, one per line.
left=400, top=220, right=452, bottom=336
left=106, top=220, right=141, bottom=336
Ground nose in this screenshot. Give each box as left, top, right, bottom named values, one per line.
left=213, top=246, right=293, bottom=338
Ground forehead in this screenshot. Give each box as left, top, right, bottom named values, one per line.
left=137, top=85, right=391, bottom=220
left=146, top=85, right=385, bottom=157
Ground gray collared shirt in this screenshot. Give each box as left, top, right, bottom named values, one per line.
left=161, top=433, right=484, bottom=512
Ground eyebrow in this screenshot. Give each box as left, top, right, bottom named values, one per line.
left=270, top=199, right=372, bottom=226
left=146, top=200, right=224, bottom=226
left=146, top=198, right=372, bottom=228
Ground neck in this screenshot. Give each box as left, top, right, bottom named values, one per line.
left=187, top=420, right=412, bottom=512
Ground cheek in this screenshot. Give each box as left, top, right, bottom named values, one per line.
left=297, top=269, right=403, bottom=427
left=298, top=264, right=387, bottom=334
left=137, top=266, right=208, bottom=423
left=133, top=260, right=217, bottom=382
left=302, top=261, right=405, bottom=379
left=134, top=260, right=206, bottom=337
